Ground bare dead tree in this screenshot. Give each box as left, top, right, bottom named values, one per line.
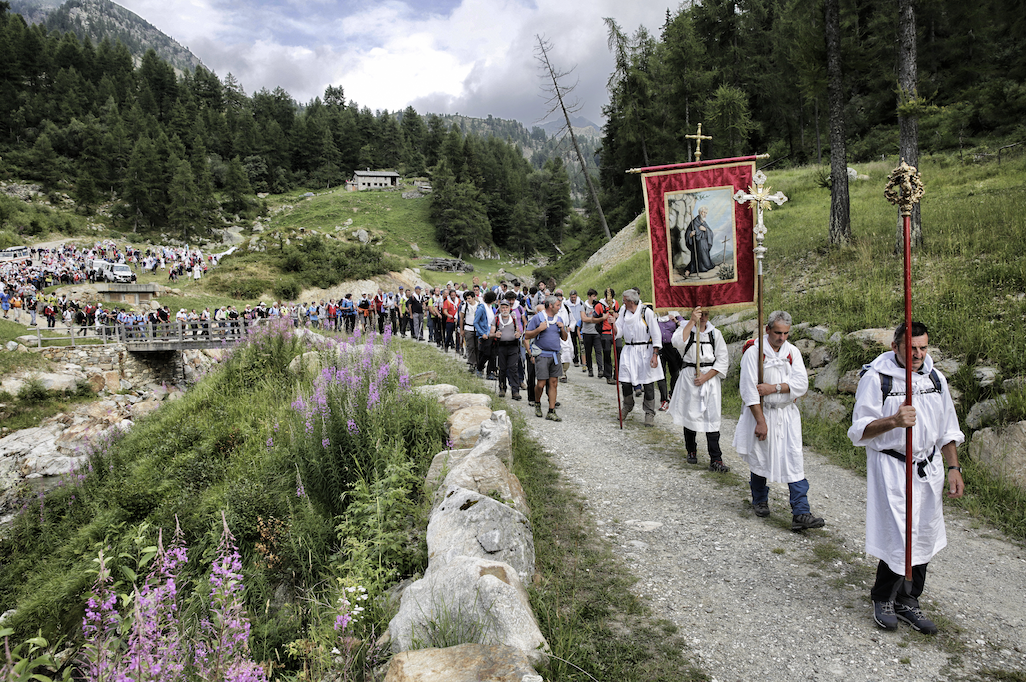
left=534, top=34, right=611, bottom=241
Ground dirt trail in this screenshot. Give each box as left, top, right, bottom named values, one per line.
left=468, top=358, right=1025, bottom=681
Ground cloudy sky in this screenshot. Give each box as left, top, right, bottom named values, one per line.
left=113, top=0, right=672, bottom=128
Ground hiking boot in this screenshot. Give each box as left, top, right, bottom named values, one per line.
left=753, top=501, right=770, bottom=518
left=644, top=413, right=655, bottom=427
left=686, top=452, right=698, bottom=464
left=498, top=389, right=506, bottom=398
left=606, top=377, right=616, bottom=385
left=511, top=393, right=522, bottom=401
left=873, top=601, right=898, bottom=631
left=559, top=376, right=567, bottom=383
left=791, top=513, right=826, bottom=531
left=588, top=369, right=594, bottom=377
left=535, top=404, right=543, bottom=418
left=708, top=459, right=730, bottom=473
left=573, top=360, right=580, bottom=366
left=545, top=410, right=562, bottom=422
left=620, top=406, right=633, bottom=420
left=555, top=401, right=561, bottom=407
left=634, top=385, right=643, bottom=398
left=895, top=602, right=938, bottom=635
left=659, top=400, right=670, bottom=411
left=520, top=381, right=527, bottom=390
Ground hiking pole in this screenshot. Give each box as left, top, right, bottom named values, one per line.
left=612, top=315, right=623, bottom=429
left=885, top=159, right=925, bottom=591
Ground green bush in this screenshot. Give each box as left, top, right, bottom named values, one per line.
left=16, top=378, right=49, bottom=403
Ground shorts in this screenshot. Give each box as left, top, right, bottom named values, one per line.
left=535, top=355, right=563, bottom=380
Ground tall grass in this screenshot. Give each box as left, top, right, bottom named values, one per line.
left=0, top=321, right=450, bottom=676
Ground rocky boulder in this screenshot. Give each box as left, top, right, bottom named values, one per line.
left=384, top=644, right=542, bottom=682
left=447, top=406, right=494, bottom=444
left=388, top=555, right=548, bottom=667
left=414, top=384, right=460, bottom=402
left=969, top=421, right=1026, bottom=492
left=847, top=328, right=893, bottom=350
left=813, top=360, right=840, bottom=393
left=798, top=393, right=849, bottom=423
left=442, top=393, right=492, bottom=413
left=965, top=397, right=1007, bottom=430
left=427, top=487, right=534, bottom=580
left=426, top=448, right=475, bottom=491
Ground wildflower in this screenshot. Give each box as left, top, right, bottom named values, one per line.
left=347, top=419, right=359, bottom=435
left=322, top=437, right=330, bottom=449
left=266, top=437, right=273, bottom=450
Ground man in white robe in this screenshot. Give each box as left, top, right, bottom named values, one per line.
left=612, top=289, right=663, bottom=426
left=847, top=321, right=964, bottom=635
left=668, top=306, right=730, bottom=472
left=733, top=310, right=825, bottom=531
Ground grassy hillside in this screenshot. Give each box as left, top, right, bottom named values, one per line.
left=565, top=153, right=1026, bottom=380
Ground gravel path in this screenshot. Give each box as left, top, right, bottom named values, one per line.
left=467, top=359, right=1025, bottom=682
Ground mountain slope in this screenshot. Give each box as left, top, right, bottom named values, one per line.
left=11, top=0, right=202, bottom=73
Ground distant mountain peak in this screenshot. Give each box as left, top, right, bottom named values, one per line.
left=11, top=0, right=204, bottom=74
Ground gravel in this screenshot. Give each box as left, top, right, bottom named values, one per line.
left=467, top=360, right=1026, bottom=682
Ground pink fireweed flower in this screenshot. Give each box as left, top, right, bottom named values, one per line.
left=347, top=419, right=359, bottom=435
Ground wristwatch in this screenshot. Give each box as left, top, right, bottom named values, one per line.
left=775, top=383, right=782, bottom=394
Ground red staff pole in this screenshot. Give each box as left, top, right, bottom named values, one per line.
left=902, top=210, right=914, bottom=587
left=885, top=159, right=924, bottom=590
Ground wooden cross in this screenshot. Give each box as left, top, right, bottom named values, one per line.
left=685, top=123, right=713, bottom=162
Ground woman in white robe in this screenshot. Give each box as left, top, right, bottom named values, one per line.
left=668, top=308, right=729, bottom=469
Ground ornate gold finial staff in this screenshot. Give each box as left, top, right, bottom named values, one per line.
left=884, top=157, right=925, bottom=592
left=685, top=123, right=713, bottom=162
left=733, top=170, right=788, bottom=390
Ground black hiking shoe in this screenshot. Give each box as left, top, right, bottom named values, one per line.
left=753, top=501, right=770, bottom=518
left=791, top=513, right=826, bottom=531
left=686, top=452, right=698, bottom=464
left=895, top=602, right=938, bottom=634
left=535, top=404, right=543, bottom=418
left=708, top=460, right=730, bottom=473
left=873, top=601, right=898, bottom=630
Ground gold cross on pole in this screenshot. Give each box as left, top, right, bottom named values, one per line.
left=733, top=170, right=788, bottom=264
left=734, top=170, right=788, bottom=390
left=685, top=123, right=713, bottom=162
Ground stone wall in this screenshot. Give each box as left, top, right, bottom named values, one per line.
left=36, top=344, right=185, bottom=387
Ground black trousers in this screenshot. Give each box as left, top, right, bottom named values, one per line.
left=582, top=333, right=603, bottom=374
left=684, top=427, right=723, bottom=461
left=476, top=337, right=495, bottom=374
left=495, top=343, right=519, bottom=392
left=870, top=560, right=928, bottom=606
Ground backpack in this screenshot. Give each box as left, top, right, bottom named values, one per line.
left=859, top=366, right=943, bottom=404
left=683, top=328, right=716, bottom=358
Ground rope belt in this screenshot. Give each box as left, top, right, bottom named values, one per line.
left=882, top=448, right=935, bottom=479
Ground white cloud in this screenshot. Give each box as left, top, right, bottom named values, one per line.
left=116, top=0, right=670, bottom=125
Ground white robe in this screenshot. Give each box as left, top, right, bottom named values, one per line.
left=732, top=337, right=808, bottom=483
left=668, top=322, right=729, bottom=431
left=614, top=305, right=664, bottom=385
left=848, top=352, right=964, bottom=574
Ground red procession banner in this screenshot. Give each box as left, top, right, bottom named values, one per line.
left=640, top=155, right=759, bottom=313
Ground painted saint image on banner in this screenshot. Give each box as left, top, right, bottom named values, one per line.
left=664, top=187, right=738, bottom=286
